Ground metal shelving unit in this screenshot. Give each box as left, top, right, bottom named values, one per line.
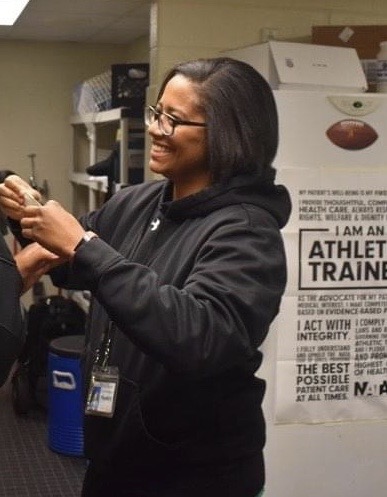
left=70, top=107, right=143, bottom=214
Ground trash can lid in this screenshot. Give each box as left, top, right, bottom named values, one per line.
left=49, top=335, right=85, bottom=358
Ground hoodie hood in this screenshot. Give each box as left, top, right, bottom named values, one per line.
left=159, top=174, right=291, bottom=229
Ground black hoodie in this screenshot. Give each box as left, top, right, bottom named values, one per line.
left=0, top=233, right=23, bottom=386
left=51, top=175, right=291, bottom=494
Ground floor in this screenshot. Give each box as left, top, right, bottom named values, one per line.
left=0, top=371, right=87, bottom=497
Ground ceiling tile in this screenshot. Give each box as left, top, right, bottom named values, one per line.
left=0, top=0, right=151, bottom=43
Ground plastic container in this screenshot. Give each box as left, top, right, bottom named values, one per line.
left=376, top=41, right=387, bottom=93
left=48, top=335, right=85, bottom=456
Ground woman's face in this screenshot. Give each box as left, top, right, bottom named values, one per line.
left=148, top=74, right=209, bottom=198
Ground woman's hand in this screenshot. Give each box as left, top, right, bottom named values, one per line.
left=0, top=174, right=42, bottom=220
left=14, top=242, right=65, bottom=294
left=20, top=200, right=85, bottom=259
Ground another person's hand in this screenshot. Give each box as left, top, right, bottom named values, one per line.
left=14, top=242, right=65, bottom=294
left=20, top=200, right=86, bottom=259
left=0, top=174, right=42, bottom=220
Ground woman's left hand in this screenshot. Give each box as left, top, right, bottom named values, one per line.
left=20, top=200, right=86, bottom=259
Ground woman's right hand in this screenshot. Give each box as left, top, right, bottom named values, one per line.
left=0, top=174, right=42, bottom=220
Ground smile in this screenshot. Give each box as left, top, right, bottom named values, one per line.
left=151, top=143, right=171, bottom=153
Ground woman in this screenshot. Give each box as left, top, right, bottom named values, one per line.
left=0, top=57, right=291, bottom=497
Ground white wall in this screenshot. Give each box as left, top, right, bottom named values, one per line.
left=0, top=38, right=149, bottom=304
left=150, top=0, right=387, bottom=89
left=0, top=39, right=148, bottom=211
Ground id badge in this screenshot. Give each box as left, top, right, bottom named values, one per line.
left=85, top=366, right=119, bottom=418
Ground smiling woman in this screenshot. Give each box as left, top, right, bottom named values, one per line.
left=0, top=57, right=291, bottom=497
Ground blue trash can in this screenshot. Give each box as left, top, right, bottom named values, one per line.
left=48, top=335, right=85, bottom=456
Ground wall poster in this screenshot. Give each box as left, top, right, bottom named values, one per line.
left=275, top=166, right=387, bottom=423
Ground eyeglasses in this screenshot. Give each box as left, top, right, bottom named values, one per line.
left=144, top=105, right=206, bottom=136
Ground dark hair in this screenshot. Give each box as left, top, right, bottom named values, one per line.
left=157, top=57, right=278, bottom=185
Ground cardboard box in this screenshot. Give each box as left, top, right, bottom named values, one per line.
left=223, top=41, right=368, bottom=92
left=312, top=25, right=387, bottom=90
left=312, top=25, right=387, bottom=59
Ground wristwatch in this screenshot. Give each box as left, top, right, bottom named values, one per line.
left=73, top=231, right=98, bottom=252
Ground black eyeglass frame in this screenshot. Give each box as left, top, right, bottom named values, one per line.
left=145, top=105, right=206, bottom=136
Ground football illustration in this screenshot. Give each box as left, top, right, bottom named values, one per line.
left=326, top=119, right=378, bottom=150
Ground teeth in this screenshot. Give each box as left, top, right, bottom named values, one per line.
left=152, top=144, right=170, bottom=152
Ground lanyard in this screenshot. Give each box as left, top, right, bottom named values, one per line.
left=86, top=321, right=119, bottom=418
left=94, top=321, right=114, bottom=369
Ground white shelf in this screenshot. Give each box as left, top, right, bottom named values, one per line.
left=70, top=172, right=108, bottom=192
left=70, top=107, right=144, bottom=213
left=70, top=107, right=143, bottom=128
